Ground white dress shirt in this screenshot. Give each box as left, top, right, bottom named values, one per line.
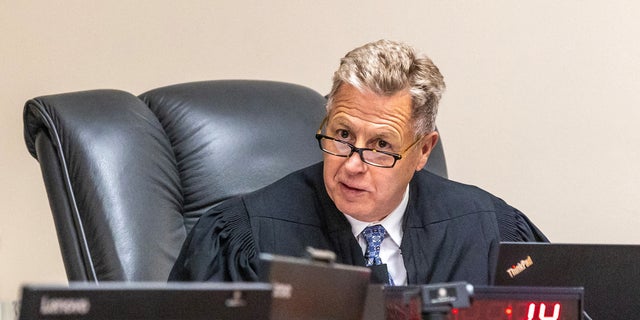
left=344, top=186, right=409, bottom=285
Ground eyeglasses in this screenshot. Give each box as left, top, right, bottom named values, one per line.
left=315, top=118, right=422, bottom=168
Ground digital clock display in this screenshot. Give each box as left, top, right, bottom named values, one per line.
left=450, top=299, right=580, bottom=320
left=447, top=286, right=583, bottom=320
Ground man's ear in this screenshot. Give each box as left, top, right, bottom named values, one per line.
left=415, top=131, right=439, bottom=171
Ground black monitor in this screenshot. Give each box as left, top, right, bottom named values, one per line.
left=495, top=242, right=640, bottom=320
left=259, top=253, right=371, bottom=320
left=18, top=282, right=272, bottom=320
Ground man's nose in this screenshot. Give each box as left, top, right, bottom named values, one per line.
left=343, top=149, right=367, bottom=171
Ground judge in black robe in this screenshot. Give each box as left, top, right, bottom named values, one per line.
left=170, top=40, right=548, bottom=286
left=169, top=162, right=547, bottom=285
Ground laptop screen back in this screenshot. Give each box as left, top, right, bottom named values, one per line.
left=19, top=282, right=272, bottom=320
left=494, top=242, right=640, bottom=320
left=259, top=253, right=371, bottom=320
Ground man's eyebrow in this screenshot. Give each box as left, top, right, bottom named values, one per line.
left=328, top=117, right=352, bottom=129
left=372, top=132, right=396, bottom=140
left=370, top=132, right=403, bottom=145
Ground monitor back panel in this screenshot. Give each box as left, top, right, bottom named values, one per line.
left=494, top=242, right=640, bottom=320
left=259, top=253, right=371, bottom=320
left=19, top=282, right=272, bottom=320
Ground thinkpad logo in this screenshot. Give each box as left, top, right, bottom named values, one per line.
left=506, top=255, right=533, bottom=278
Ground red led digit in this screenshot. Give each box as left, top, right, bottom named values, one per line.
left=527, top=303, right=561, bottom=320
left=505, top=306, right=513, bottom=315
left=527, top=303, right=536, bottom=320
left=538, top=303, right=560, bottom=320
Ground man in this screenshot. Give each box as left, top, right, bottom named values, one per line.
left=169, top=40, right=547, bottom=285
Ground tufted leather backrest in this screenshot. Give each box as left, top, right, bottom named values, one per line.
left=23, top=80, right=447, bottom=282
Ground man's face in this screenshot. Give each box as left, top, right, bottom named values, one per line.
left=322, top=84, right=438, bottom=222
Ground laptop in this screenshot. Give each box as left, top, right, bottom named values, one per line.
left=494, top=242, right=640, bottom=320
left=259, top=252, right=371, bottom=320
left=18, top=282, right=272, bottom=320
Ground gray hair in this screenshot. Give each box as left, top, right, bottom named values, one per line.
left=327, top=39, right=445, bottom=136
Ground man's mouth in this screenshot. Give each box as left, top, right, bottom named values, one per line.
left=339, top=182, right=367, bottom=194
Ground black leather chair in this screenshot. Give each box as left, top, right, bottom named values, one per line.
left=23, top=80, right=448, bottom=282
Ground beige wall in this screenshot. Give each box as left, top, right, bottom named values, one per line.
left=2, top=0, right=639, bottom=301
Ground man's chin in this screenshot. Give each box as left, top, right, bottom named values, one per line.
left=339, top=206, right=378, bottom=223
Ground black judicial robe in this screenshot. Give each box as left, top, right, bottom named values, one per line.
left=169, top=162, right=547, bottom=285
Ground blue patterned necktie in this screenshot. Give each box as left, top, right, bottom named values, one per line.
left=362, top=225, right=387, bottom=267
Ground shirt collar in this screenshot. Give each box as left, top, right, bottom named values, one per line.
left=344, top=185, right=409, bottom=246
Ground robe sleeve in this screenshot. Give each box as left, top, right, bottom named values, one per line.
left=168, top=197, right=259, bottom=282
left=492, top=197, right=549, bottom=242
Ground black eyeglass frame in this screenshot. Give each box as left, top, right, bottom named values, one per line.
left=315, top=117, right=423, bottom=168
